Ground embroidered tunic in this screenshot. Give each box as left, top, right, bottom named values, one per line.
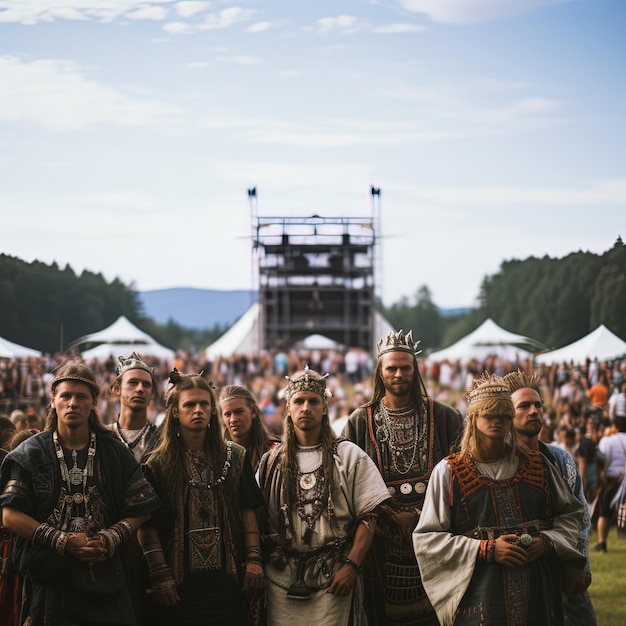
left=413, top=450, right=585, bottom=626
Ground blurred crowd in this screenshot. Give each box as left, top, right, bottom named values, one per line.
left=2, top=346, right=625, bottom=495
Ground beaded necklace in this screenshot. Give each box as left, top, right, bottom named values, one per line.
left=376, top=401, right=428, bottom=476
left=187, top=440, right=233, bottom=490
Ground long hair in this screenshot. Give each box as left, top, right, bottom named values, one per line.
left=460, top=396, right=517, bottom=458
left=219, top=384, right=278, bottom=471
left=148, top=371, right=226, bottom=511
left=45, top=362, right=112, bottom=437
left=364, top=353, right=427, bottom=413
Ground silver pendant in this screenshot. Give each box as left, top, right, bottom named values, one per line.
left=68, top=466, right=83, bottom=486
left=300, top=473, right=316, bottom=490
left=414, top=482, right=426, bottom=494
left=70, top=517, right=86, bottom=532
left=72, top=492, right=84, bottom=504
left=400, top=482, right=412, bottom=495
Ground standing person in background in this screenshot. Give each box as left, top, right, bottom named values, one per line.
left=505, top=370, right=596, bottom=626
left=219, top=384, right=280, bottom=471
left=111, top=352, right=161, bottom=463
left=0, top=362, right=160, bottom=625
left=414, top=372, right=585, bottom=626
left=608, top=381, right=626, bottom=422
left=258, top=366, right=391, bottom=625
left=138, top=369, right=266, bottom=626
left=342, top=330, right=462, bottom=626
left=594, top=415, right=626, bottom=552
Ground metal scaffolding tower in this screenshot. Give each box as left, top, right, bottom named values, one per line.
left=249, top=189, right=380, bottom=353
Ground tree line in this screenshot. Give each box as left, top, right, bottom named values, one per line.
left=1, top=237, right=624, bottom=356
left=0, top=254, right=225, bottom=354
left=382, top=237, right=625, bottom=352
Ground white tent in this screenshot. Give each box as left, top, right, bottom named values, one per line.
left=205, top=304, right=261, bottom=359
left=535, top=325, right=626, bottom=366
left=0, top=335, right=42, bottom=359
left=205, top=304, right=395, bottom=359
left=299, top=334, right=342, bottom=351
left=74, top=316, right=175, bottom=362
left=427, top=318, right=540, bottom=363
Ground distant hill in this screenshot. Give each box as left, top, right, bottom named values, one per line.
left=139, top=288, right=257, bottom=330
left=139, top=287, right=469, bottom=330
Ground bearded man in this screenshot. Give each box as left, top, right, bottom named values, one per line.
left=342, top=330, right=462, bottom=626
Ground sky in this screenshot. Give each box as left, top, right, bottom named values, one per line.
left=1, top=0, right=624, bottom=310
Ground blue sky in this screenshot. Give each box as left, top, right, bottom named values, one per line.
left=1, top=0, right=623, bottom=309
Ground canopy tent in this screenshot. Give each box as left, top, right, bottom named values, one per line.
left=81, top=341, right=175, bottom=362
left=535, top=325, right=626, bottom=366
left=0, top=335, right=42, bottom=359
left=427, top=318, right=542, bottom=363
left=205, top=304, right=261, bottom=360
left=298, top=334, right=342, bottom=351
left=73, top=316, right=175, bottom=363
left=205, top=304, right=395, bottom=359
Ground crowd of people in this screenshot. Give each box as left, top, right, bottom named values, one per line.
left=0, top=332, right=625, bottom=625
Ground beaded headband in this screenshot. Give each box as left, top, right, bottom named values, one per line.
left=283, top=365, right=332, bottom=404
left=465, top=372, right=511, bottom=407
left=377, top=329, right=422, bottom=359
left=117, top=351, right=155, bottom=377
left=51, top=375, right=100, bottom=397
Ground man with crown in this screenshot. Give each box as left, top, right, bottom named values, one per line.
left=257, top=366, right=391, bottom=625
left=110, top=352, right=161, bottom=463
left=342, top=330, right=462, bottom=625
left=413, top=373, right=585, bottom=626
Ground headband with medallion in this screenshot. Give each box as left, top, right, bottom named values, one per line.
left=282, top=365, right=332, bottom=404
left=51, top=373, right=100, bottom=397
left=117, top=351, right=155, bottom=378
left=377, top=329, right=422, bottom=359
left=465, top=372, right=511, bottom=408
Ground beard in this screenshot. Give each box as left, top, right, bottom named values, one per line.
left=383, top=380, right=411, bottom=397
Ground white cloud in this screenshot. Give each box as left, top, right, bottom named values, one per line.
left=399, top=0, right=570, bottom=25
left=163, top=20, right=193, bottom=34
left=127, top=6, right=168, bottom=20
left=0, top=1, right=175, bottom=24
left=373, top=23, right=427, bottom=34
left=315, top=15, right=361, bottom=35
left=246, top=21, right=272, bottom=33
left=406, top=178, right=626, bottom=206
left=199, top=6, right=254, bottom=30
left=0, top=55, right=183, bottom=131
left=175, top=1, right=210, bottom=19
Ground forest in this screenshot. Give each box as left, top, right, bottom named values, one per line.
left=1, top=236, right=624, bottom=355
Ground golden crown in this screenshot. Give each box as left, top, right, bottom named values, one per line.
left=377, top=330, right=422, bottom=359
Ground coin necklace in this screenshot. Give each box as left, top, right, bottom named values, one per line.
left=53, top=431, right=96, bottom=527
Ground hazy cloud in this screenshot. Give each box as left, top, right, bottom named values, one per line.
left=399, top=0, right=570, bottom=25
left=0, top=55, right=183, bottom=131
left=373, top=23, right=427, bottom=34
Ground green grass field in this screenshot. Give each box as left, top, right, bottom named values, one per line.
left=588, top=529, right=626, bottom=626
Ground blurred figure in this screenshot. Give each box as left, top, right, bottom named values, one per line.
left=219, top=384, right=280, bottom=472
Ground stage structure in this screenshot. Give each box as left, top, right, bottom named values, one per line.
left=248, top=187, right=382, bottom=353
